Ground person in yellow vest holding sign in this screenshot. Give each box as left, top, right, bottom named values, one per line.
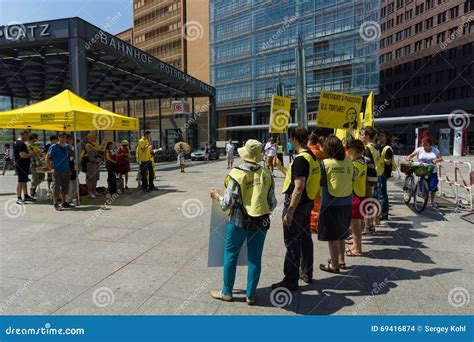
left=209, top=139, right=277, bottom=305
left=271, top=127, right=320, bottom=290
left=318, top=135, right=354, bottom=274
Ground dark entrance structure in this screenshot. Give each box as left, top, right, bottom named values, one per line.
left=0, top=17, right=217, bottom=145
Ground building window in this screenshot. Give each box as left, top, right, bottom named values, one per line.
left=437, top=12, right=447, bottom=24
left=449, top=6, right=459, bottom=19
left=425, top=17, right=433, bottom=29
left=415, top=40, right=423, bottom=51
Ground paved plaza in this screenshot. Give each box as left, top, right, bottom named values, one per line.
left=0, top=157, right=472, bottom=315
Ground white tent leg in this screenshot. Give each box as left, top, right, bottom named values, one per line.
left=73, top=113, right=81, bottom=206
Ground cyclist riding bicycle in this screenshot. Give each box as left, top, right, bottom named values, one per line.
left=405, top=137, right=443, bottom=208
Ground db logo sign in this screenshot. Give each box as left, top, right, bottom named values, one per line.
left=172, top=100, right=190, bottom=115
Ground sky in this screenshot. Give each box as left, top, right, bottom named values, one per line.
left=0, top=0, right=133, bottom=34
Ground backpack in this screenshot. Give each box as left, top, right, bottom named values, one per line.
left=367, top=144, right=384, bottom=177
left=80, top=147, right=88, bottom=173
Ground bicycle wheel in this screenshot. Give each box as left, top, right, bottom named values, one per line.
left=414, top=179, right=429, bottom=213
left=403, top=175, right=414, bottom=204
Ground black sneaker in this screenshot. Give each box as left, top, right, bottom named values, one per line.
left=16, top=199, right=25, bottom=205
left=54, top=203, right=63, bottom=211
left=61, top=202, right=73, bottom=209
left=24, top=196, right=37, bottom=202
left=271, top=280, right=299, bottom=291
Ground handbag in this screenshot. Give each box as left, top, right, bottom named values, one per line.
left=236, top=202, right=271, bottom=230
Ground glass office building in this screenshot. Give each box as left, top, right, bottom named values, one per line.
left=210, top=0, right=380, bottom=138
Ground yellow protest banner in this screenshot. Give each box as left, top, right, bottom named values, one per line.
left=316, top=91, right=363, bottom=130
left=269, top=95, right=291, bottom=133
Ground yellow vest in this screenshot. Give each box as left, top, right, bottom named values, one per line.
left=137, top=138, right=152, bottom=162
left=367, top=143, right=384, bottom=176
left=352, top=159, right=367, bottom=197
left=381, top=145, right=397, bottom=172
left=282, top=150, right=321, bottom=200
left=322, top=158, right=354, bottom=198
left=224, top=167, right=272, bottom=217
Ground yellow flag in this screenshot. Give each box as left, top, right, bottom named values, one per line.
left=364, top=91, right=374, bottom=127
left=269, top=95, right=291, bottom=133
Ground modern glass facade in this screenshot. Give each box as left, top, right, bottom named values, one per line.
left=210, top=0, right=380, bottom=113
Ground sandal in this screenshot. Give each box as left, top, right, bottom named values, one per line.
left=327, top=259, right=346, bottom=270
left=345, top=248, right=363, bottom=257
left=319, top=262, right=340, bottom=274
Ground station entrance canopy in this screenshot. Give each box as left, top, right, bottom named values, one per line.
left=0, top=17, right=217, bottom=141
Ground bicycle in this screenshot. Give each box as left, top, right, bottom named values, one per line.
left=401, top=160, right=434, bottom=213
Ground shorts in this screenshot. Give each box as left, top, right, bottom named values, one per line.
left=227, top=154, right=234, bottom=161
left=351, top=195, right=365, bottom=220
left=86, top=162, right=100, bottom=181
left=428, top=173, right=439, bottom=192
left=31, top=167, right=45, bottom=185
left=53, top=172, right=71, bottom=196
left=16, top=165, right=29, bottom=183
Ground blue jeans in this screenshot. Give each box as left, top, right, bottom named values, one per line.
left=222, top=223, right=267, bottom=298
left=375, top=176, right=389, bottom=218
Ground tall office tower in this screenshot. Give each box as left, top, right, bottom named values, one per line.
left=210, top=0, right=380, bottom=141
left=378, top=0, right=474, bottom=147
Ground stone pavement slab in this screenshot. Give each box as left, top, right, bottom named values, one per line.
left=0, top=157, right=472, bottom=315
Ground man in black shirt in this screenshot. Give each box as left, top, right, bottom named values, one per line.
left=272, top=127, right=318, bottom=291
left=376, top=131, right=394, bottom=220
left=13, top=130, right=35, bottom=204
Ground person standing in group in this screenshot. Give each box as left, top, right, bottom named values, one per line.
left=27, top=133, right=45, bottom=198
left=360, top=127, right=379, bottom=235
left=307, top=131, right=325, bottom=234
left=177, top=144, right=186, bottom=173
left=272, top=127, right=320, bottom=290
left=406, top=136, right=443, bottom=208
left=14, top=131, right=36, bottom=204
left=225, top=139, right=235, bottom=169
left=138, top=131, right=157, bottom=192
left=287, top=140, right=295, bottom=163
left=264, top=137, right=277, bottom=175
left=45, top=135, right=58, bottom=196
left=117, top=140, right=131, bottom=189
left=45, top=132, right=72, bottom=211
left=346, top=139, right=367, bottom=257
left=377, top=131, right=395, bottom=220
left=2, top=143, right=14, bottom=175
left=85, top=133, right=107, bottom=199
left=318, top=135, right=354, bottom=273
left=210, top=139, right=277, bottom=305
left=105, top=141, right=118, bottom=195
left=276, top=140, right=284, bottom=167
left=204, top=143, right=210, bottom=164
left=66, top=134, right=78, bottom=205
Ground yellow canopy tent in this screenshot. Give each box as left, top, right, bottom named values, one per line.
left=0, top=89, right=139, bottom=131
left=0, top=90, right=140, bottom=206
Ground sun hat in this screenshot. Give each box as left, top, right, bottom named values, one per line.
left=121, top=140, right=129, bottom=146
left=237, top=139, right=263, bottom=164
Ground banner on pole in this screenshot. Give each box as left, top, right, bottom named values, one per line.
left=269, top=95, right=291, bottom=133
left=316, top=91, right=363, bottom=130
